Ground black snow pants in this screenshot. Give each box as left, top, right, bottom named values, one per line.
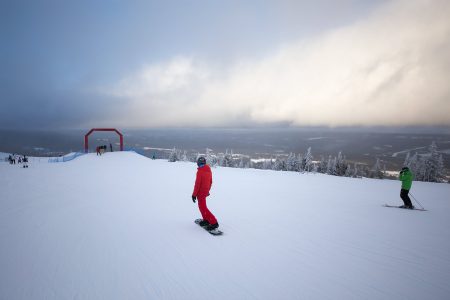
left=400, top=189, right=413, bottom=207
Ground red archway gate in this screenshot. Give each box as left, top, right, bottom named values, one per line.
left=84, top=128, right=123, bottom=153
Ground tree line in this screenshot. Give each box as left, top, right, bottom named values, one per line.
left=167, top=141, right=447, bottom=183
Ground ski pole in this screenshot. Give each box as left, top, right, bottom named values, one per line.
left=410, top=192, right=425, bottom=210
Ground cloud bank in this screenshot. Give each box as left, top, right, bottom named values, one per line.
left=102, top=0, right=450, bottom=128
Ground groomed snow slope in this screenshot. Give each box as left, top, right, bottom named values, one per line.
left=1, top=152, right=449, bottom=299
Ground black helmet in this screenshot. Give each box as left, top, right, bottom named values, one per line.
left=197, top=156, right=206, bottom=167
left=401, top=166, right=409, bottom=171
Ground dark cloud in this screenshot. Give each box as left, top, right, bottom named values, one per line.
left=0, top=0, right=402, bottom=129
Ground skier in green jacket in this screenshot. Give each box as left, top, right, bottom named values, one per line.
left=399, top=167, right=414, bottom=209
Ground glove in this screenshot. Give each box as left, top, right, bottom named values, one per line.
left=192, top=195, right=196, bottom=203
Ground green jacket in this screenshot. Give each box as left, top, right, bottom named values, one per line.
left=399, top=169, right=413, bottom=190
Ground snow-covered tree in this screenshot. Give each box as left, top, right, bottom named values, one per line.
left=421, top=141, right=446, bottom=182
left=352, top=163, right=359, bottom=178
left=263, top=158, right=274, bottom=170
left=206, top=148, right=218, bottom=167
left=238, top=156, right=250, bottom=169
left=193, top=152, right=200, bottom=163
left=248, top=159, right=255, bottom=169
left=359, top=164, right=370, bottom=178
left=326, top=155, right=335, bottom=175
left=371, top=158, right=384, bottom=179
left=303, top=147, right=313, bottom=172
left=335, top=151, right=348, bottom=176
left=345, top=164, right=353, bottom=177
left=222, top=149, right=234, bottom=168
left=286, top=153, right=297, bottom=171
left=180, top=150, right=188, bottom=162
left=317, top=155, right=328, bottom=174
left=168, top=147, right=180, bottom=162
left=325, top=152, right=347, bottom=176
left=406, top=142, right=445, bottom=182
left=273, top=157, right=287, bottom=171
left=403, top=152, right=411, bottom=167
left=436, top=154, right=445, bottom=182
left=409, top=153, right=420, bottom=177
left=293, top=153, right=302, bottom=172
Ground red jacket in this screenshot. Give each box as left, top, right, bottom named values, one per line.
left=192, top=164, right=213, bottom=197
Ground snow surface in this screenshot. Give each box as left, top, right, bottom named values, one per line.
left=0, top=152, right=9, bottom=161
left=1, top=152, right=450, bottom=299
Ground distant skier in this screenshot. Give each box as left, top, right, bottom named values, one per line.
left=399, top=166, right=414, bottom=209
left=23, top=155, right=28, bottom=168
left=110, top=143, right=113, bottom=152
left=192, top=156, right=219, bottom=231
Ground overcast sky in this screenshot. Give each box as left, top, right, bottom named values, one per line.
left=1, top=0, right=449, bottom=129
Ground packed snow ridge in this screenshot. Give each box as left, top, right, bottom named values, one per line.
left=1, top=152, right=450, bottom=299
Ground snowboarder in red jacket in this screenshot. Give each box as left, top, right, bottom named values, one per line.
left=192, top=156, right=219, bottom=231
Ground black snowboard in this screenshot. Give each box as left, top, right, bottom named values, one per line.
left=383, top=204, right=427, bottom=211
left=194, top=219, right=223, bottom=235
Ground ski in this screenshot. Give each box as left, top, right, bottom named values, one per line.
left=194, top=219, right=223, bottom=235
left=383, top=204, right=427, bottom=211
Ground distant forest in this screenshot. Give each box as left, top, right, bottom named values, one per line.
left=166, top=141, right=447, bottom=183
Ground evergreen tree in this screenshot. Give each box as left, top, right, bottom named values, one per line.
left=359, top=164, right=370, bottom=178
left=335, top=151, right=348, bottom=176
left=345, top=164, right=352, bottom=177
left=371, top=158, right=384, bottom=179
left=409, top=153, right=421, bottom=179
left=238, top=157, right=245, bottom=168
left=263, top=158, right=274, bottom=170
left=403, top=152, right=411, bottom=167
left=352, top=163, right=359, bottom=178
left=180, top=150, right=188, bottom=162
left=222, top=149, right=234, bottom=167
left=244, top=158, right=251, bottom=169
left=296, top=153, right=303, bottom=172
left=304, top=147, right=313, bottom=172
left=436, top=154, right=445, bottom=182
left=326, top=155, right=335, bottom=175
left=331, top=157, right=337, bottom=175
left=216, top=153, right=224, bottom=166
left=317, top=155, right=327, bottom=174
left=426, top=141, right=443, bottom=182
left=247, top=159, right=254, bottom=169
left=273, top=157, right=287, bottom=171
left=206, top=148, right=218, bottom=167
left=411, top=141, right=446, bottom=183
left=286, top=153, right=296, bottom=171
left=168, top=147, right=179, bottom=162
